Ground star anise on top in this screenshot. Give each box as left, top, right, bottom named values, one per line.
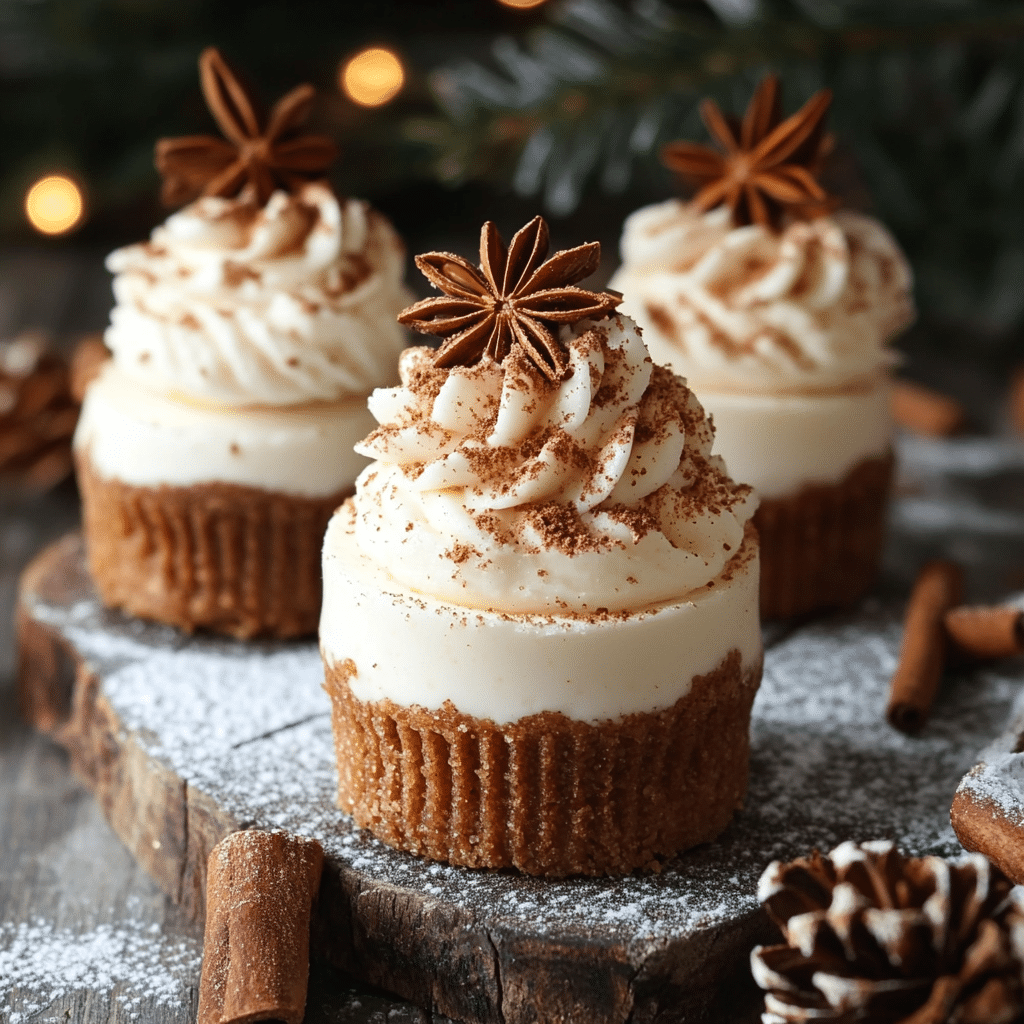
left=661, top=74, right=835, bottom=231
left=398, top=216, right=620, bottom=382
left=155, top=47, right=338, bottom=208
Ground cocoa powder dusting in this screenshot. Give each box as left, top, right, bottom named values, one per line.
left=366, top=324, right=751, bottom=571
left=405, top=356, right=449, bottom=409
left=445, top=542, right=479, bottom=565
left=472, top=511, right=515, bottom=546
left=601, top=506, right=661, bottom=542
left=520, top=502, right=604, bottom=556
left=222, top=262, right=261, bottom=288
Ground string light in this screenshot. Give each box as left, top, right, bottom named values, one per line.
left=24, top=175, right=84, bottom=235
left=340, top=47, right=405, bottom=108
left=497, top=0, right=549, bottom=8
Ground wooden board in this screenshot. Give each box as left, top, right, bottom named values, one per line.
left=18, top=509, right=1024, bottom=1024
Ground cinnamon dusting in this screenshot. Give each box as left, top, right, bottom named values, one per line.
left=520, top=502, right=605, bottom=556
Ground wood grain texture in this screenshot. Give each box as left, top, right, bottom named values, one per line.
left=0, top=676, right=202, bottom=1023
left=22, top=518, right=1024, bottom=1024
left=18, top=534, right=775, bottom=1024
left=0, top=491, right=453, bottom=1023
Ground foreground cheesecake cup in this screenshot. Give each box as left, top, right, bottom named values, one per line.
left=320, top=216, right=761, bottom=877
left=74, top=49, right=410, bottom=639
left=610, top=75, right=915, bottom=619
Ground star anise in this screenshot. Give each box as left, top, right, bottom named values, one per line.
left=661, top=74, right=834, bottom=231
left=398, top=216, right=619, bottom=382
left=155, top=47, right=338, bottom=207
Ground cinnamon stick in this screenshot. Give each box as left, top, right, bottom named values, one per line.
left=886, top=560, right=963, bottom=734
left=889, top=380, right=966, bottom=437
left=198, top=829, right=324, bottom=1024
left=944, top=605, right=1024, bottom=660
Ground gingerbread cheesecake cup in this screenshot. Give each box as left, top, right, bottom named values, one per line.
left=321, top=217, right=761, bottom=877
left=74, top=49, right=410, bottom=639
left=610, top=76, right=915, bottom=619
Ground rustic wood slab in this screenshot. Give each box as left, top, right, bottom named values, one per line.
left=18, top=480, right=1024, bottom=1024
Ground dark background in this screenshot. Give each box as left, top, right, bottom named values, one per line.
left=4, top=0, right=1024, bottom=374
left=4, top=4, right=1024, bottom=1019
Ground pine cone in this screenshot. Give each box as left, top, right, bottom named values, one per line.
left=0, top=331, right=79, bottom=491
left=751, top=841, right=1024, bottom=1024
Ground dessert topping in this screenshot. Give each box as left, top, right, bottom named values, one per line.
left=156, top=47, right=337, bottom=208
left=612, top=201, right=915, bottom=390
left=353, top=313, right=756, bottom=614
left=752, top=840, right=1024, bottom=1024
left=398, top=215, right=620, bottom=382
left=104, top=182, right=410, bottom=406
left=661, top=74, right=833, bottom=231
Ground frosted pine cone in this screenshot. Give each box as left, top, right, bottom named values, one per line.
left=751, top=840, right=1024, bottom=1024
left=0, top=332, right=79, bottom=491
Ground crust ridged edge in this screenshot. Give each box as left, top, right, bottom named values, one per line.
left=324, top=649, right=762, bottom=877
left=756, top=451, right=894, bottom=620
left=76, top=452, right=349, bottom=639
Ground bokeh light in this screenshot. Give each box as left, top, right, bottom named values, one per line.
left=24, top=175, right=84, bottom=235
left=497, top=0, right=549, bottom=8
left=340, top=47, right=405, bottom=108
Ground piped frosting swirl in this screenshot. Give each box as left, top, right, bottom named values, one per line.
left=352, top=313, right=756, bottom=614
left=611, top=201, right=914, bottom=393
left=104, top=181, right=411, bottom=406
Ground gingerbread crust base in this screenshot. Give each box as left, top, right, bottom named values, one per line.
left=76, top=453, right=349, bottom=639
left=324, top=650, right=762, bottom=877
left=756, top=451, right=894, bottom=620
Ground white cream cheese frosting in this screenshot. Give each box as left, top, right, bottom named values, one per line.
left=321, top=309, right=761, bottom=723
left=104, top=181, right=411, bottom=407
left=610, top=201, right=914, bottom=394
left=349, top=313, right=757, bottom=614
left=703, top=381, right=892, bottom=499
left=76, top=361, right=372, bottom=496
left=320, top=502, right=760, bottom=724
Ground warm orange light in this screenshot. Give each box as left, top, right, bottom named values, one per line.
left=497, top=0, right=548, bottom=7
left=25, top=175, right=84, bottom=235
left=340, top=47, right=405, bottom=108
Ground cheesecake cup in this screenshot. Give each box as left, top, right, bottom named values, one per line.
left=76, top=360, right=377, bottom=638
left=322, top=503, right=760, bottom=876
left=75, top=182, right=411, bottom=638
left=611, top=201, right=913, bottom=618
left=320, top=234, right=762, bottom=876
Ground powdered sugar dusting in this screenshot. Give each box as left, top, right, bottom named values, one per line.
left=20, top=430, right=1024, bottom=982
left=958, top=755, right=1024, bottom=826
left=0, top=919, right=200, bottom=1023
left=955, top=678, right=1024, bottom=825
left=27, top=584, right=1023, bottom=955
left=105, top=649, right=330, bottom=760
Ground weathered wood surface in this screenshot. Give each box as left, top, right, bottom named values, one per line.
left=7, top=246, right=1024, bottom=1023
left=17, top=421, right=1024, bottom=1024
left=0, top=486, right=450, bottom=1023
left=17, top=533, right=774, bottom=1023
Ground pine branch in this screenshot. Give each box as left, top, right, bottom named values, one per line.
left=412, top=0, right=1024, bottom=339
